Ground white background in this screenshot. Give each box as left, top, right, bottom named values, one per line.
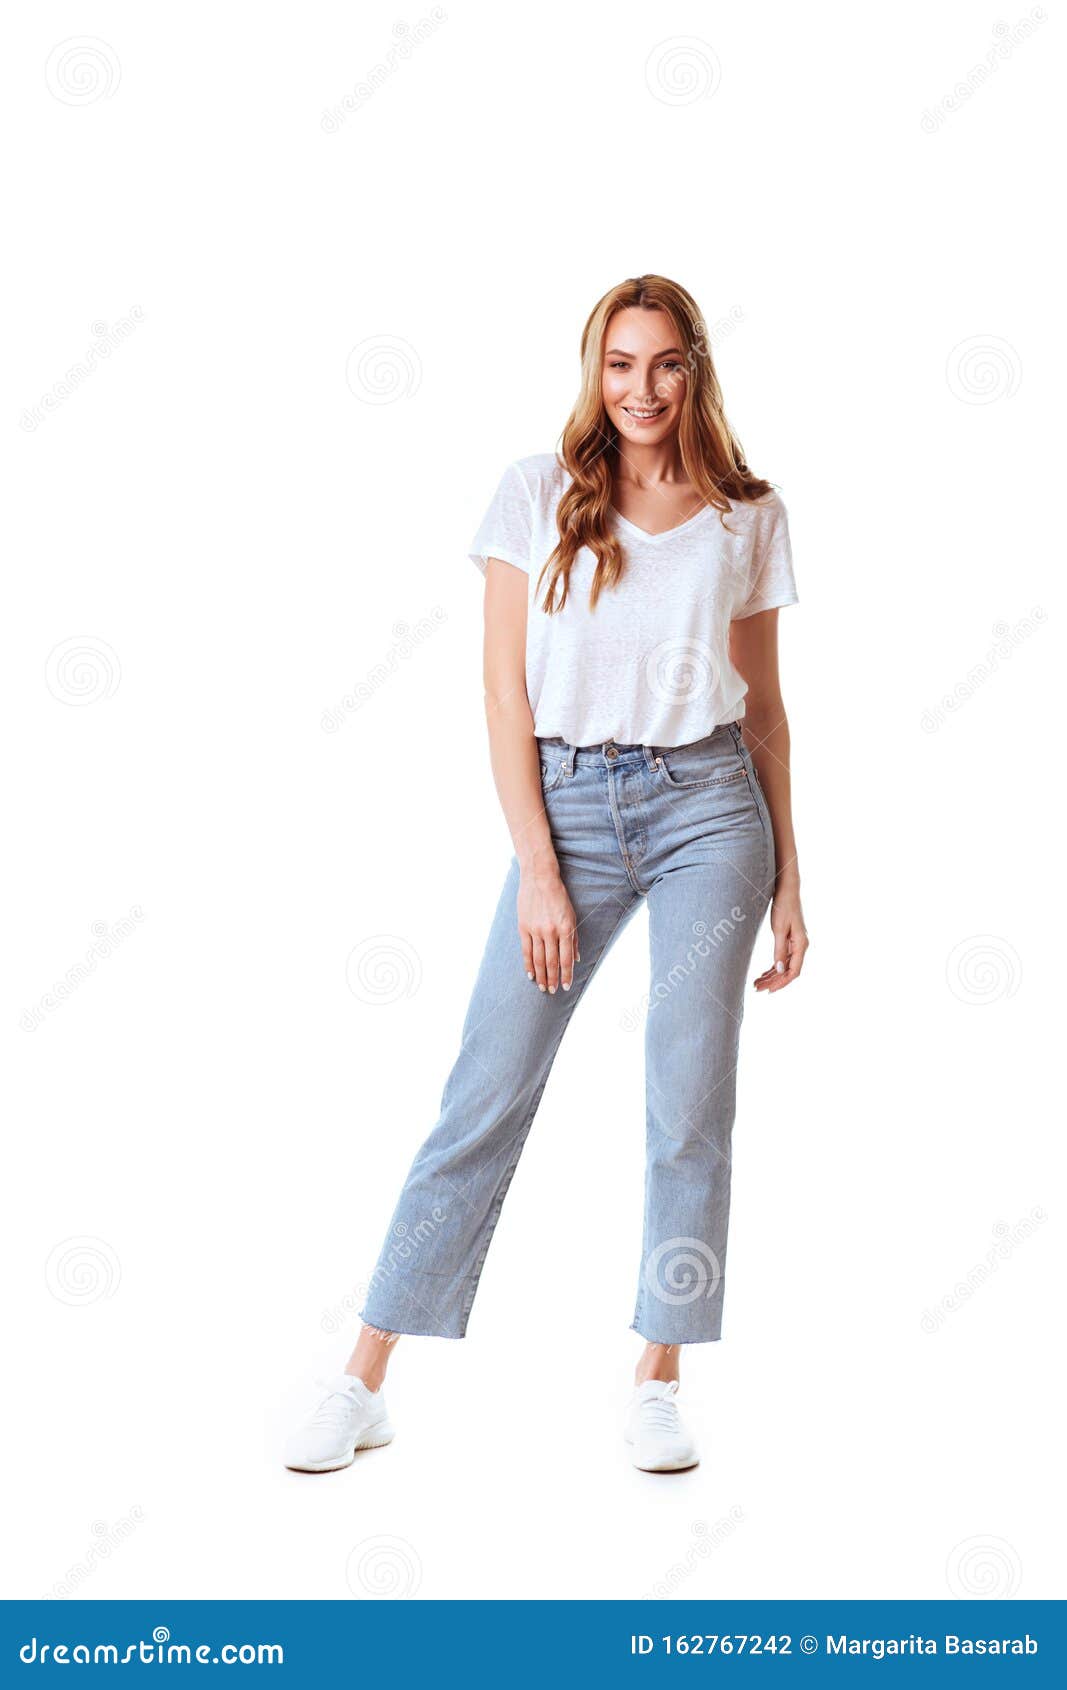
left=2, top=0, right=1063, bottom=1604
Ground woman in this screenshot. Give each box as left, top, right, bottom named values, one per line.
left=285, top=274, right=808, bottom=1475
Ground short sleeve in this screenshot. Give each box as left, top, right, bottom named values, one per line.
left=468, top=461, right=532, bottom=575
left=733, top=493, right=799, bottom=620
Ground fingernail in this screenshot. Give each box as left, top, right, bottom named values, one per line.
left=527, top=971, right=534, bottom=980
left=562, top=981, right=571, bottom=991
left=775, top=961, right=786, bottom=973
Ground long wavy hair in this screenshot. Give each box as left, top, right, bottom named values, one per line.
left=536, top=274, right=773, bottom=614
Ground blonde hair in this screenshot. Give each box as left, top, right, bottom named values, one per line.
left=536, top=274, right=773, bottom=614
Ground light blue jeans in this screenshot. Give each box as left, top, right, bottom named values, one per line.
left=359, top=721, right=775, bottom=1345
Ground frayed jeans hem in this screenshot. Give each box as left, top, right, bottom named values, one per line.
left=629, top=1322, right=723, bottom=1345
left=357, top=1305, right=468, bottom=1341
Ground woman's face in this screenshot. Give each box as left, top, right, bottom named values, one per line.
left=600, top=307, right=687, bottom=444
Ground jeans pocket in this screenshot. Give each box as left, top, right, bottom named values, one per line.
left=655, top=734, right=747, bottom=791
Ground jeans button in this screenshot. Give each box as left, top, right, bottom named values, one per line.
left=605, top=745, right=618, bottom=760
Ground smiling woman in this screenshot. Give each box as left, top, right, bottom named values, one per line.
left=286, top=274, right=808, bottom=1481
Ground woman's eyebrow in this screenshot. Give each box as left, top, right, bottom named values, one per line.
left=605, top=347, right=683, bottom=358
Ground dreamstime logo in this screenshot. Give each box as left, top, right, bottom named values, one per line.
left=321, top=10, right=447, bottom=132
left=621, top=912, right=745, bottom=1032
left=345, top=1535, right=422, bottom=1598
left=946, top=336, right=1022, bottom=404
left=322, top=1208, right=448, bottom=1332
left=21, top=908, right=146, bottom=1032
left=345, top=935, right=423, bottom=1004
left=644, top=1236, right=722, bottom=1306
left=45, top=37, right=121, bottom=105
left=920, top=608, right=1046, bottom=732
left=609, top=307, right=744, bottom=445
left=945, top=935, right=1021, bottom=1005
left=641, top=1511, right=745, bottom=1598
left=946, top=1534, right=1023, bottom=1597
left=345, top=335, right=422, bottom=404
left=921, top=11, right=1046, bottom=132
left=645, top=638, right=719, bottom=706
left=21, top=309, right=145, bottom=430
left=44, top=1508, right=147, bottom=1598
left=19, top=1628, right=283, bottom=1666
left=45, top=636, right=122, bottom=705
left=707, top=303, right=745, bottom=348
left=321, top=609, right=447, bottom=731
left=645, top=37, right=722, bottom=106
left=636, top=309, right=745, bottom=410
left=321, top=1281, right=372, bottom=1335
left=362, top=1213, right=448, bottom=1300
left=45, top=1236, right=122, bottom=1306
left=921, top=1208, right=1047, bottom=1332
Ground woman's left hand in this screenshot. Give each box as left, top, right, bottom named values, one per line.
left=754, top=880, right=808, bottom=992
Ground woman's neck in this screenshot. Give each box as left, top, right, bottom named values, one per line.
left=613, top=440, right=688, bottom=489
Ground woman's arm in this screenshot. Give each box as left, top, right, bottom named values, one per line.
left=482, top=559, right=579, bottom=994
left=728, top=608, right=809, bottom=992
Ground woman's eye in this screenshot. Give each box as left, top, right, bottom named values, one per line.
left=606, top=358, right=682, bottom=374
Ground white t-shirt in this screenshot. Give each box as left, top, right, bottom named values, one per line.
left=468, top=453, right=799, bottom=747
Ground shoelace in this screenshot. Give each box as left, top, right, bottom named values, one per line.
left=638, top=1381, right=682, bottom=1434
left=307, top=1376, right=363, bottom=1429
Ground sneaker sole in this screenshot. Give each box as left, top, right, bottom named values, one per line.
left=285, top=1420, right=395, bottom=1473
left=623, top=1432, right=700, bottom=1473
left=630, top=1452, right=700, bottom=1472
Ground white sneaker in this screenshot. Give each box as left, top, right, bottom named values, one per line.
left=624, top=1379, right=699, bottom=1471
left=284, top=1374, right=394, bottom=1472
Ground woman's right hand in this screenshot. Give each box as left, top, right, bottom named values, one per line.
left=518, top=870, right=580, bottom=994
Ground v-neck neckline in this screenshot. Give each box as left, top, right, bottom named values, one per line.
left=610, top=502, right=714, bottom=544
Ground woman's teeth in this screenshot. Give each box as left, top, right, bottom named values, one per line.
left=623, top=406, right=666, bottom=420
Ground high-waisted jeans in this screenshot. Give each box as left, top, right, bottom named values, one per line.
left=358, top=720, right=776, bottom=1345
